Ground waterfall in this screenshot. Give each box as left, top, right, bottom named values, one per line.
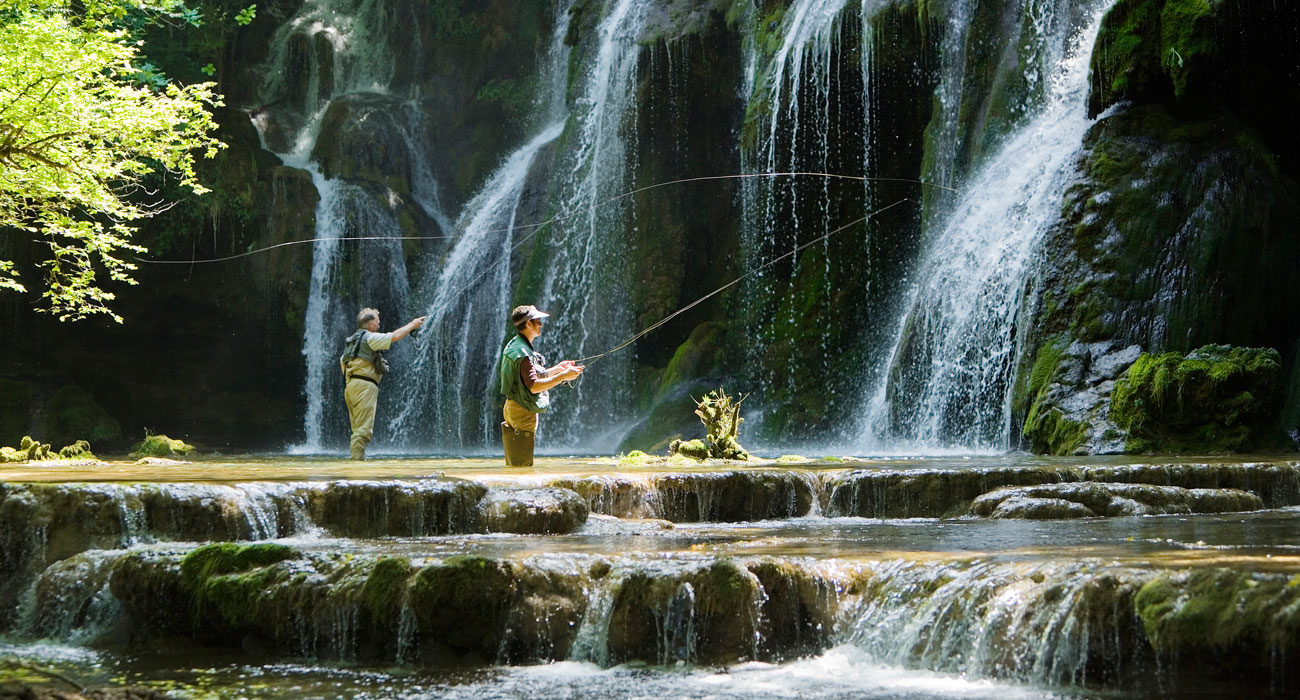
left=386, top=2, right=574, bottom=450
left=740, top=0, right=858, bottom=400
left=529, top=0, right=653, bottom=447
left=845, top=559, right=1141, bottom=687
left=859, top=1, right=1112, bottom=453
left=250, top=0, right=446, bottom=452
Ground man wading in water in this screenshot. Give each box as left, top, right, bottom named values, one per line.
left=340, top=307, right=425, bottom=460
left=499, top=305, right=584, bottom=466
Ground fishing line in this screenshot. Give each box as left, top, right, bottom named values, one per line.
left=132, top=171, right=953, bottom=265
left=574, top=196, right=917, bottom=366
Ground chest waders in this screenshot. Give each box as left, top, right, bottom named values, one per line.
left=500, top=334, right=549, bottom=467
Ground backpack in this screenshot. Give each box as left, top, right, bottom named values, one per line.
left=341, top=330, right=391, bottom=375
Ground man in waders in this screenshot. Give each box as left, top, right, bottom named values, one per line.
left=341, top=307, right=425, bottom=460
left=499, top=305, right=584, bottom=466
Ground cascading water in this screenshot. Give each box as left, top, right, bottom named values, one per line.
left=740, top=0, right=858, bottom=399
left=385, top=2, right=573, bottom=450
left=529, top=0, right=653, bottom=447
left=860, top=0, right=1113, bottom=453
left=250, top=0, right=448, bottom=452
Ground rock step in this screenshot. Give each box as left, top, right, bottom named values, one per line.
left=15, top=545, right=1299, bottom=696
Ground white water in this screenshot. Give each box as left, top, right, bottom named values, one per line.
left=740, top=0, right=857, bottom=397
left=859, top=2, right=1112, bottom=453
left=532, top=0, right=653, bottom=446
left=250, top=0, right=443, bottom=452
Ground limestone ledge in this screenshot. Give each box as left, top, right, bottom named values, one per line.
left=12, top=545, right=1299, bottom=695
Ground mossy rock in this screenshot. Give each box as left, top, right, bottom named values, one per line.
left=606, top=559, right=761, bottom=665
left=57, top=440, right=95, bottom=461
left=1111, top=345, right=1284, bottom=453
left=180, top=542, right=299, bottom=631
left=408, top=555, right=519, bottom=659
left=1135, top=568, right=1300, bottom=668
left=131, top=433, right=196, bottom=458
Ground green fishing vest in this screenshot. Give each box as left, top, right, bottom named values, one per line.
left=500, top=334, right=550, bottom=414
left=341, top=330, right=387, bottom=374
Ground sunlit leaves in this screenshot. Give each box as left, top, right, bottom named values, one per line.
left=0, top=1, right=223, bottom=322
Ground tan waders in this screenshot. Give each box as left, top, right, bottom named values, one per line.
left=502, top=398, right=539, bottom=467
left=345, top=375, right=380, bottom=460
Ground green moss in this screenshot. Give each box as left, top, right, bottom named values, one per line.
left=131, top=432, right=196, bottom=458
left=669, top=438, right=710, bottom=460
left=57, top=440, right=94, bottom=460
left=361, top=556, right=413, bottom=624
left=1112, top=345, right=1283, bottom=453
left=1023, top=406, right=1089, bottom=456
left=181, top=543, right=297, bottom=587
left=1136, top=568, right=1300, bottom=654
left=408, top=555, right=518, bottom=656
left=180, top=543, right=298, bottom=629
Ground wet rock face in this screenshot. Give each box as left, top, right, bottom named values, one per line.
left=481, top=487, right=589, bottom=534
left=826, top=467, right=1070, bottom=519
left=605, top=559, right=762, bottom=666
left=968, top=482, right=1264, bottom=519
left=1135, top=567, right=1300, bottom=690
left=650, top=471, right=816, bottom=522
left=306, top=479, right=488, bottom=536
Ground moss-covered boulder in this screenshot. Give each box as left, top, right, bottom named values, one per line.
left=1018, top=98, right=1300, bottom=455
left=1135, top=567, right=1300, bottom=685
left=131, top=433, right=195, bottom=458
left=1111, top=345, right=1284, bottom=453
left=405, top=555, right=587, bottom=664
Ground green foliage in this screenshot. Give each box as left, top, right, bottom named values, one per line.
left=1111, top=345, right=1283, bottom=453
left=672, top=388, right=750, bottom=460
left=0, top=0, right=224, bottom=322
left=234, top=3, right=254, bottom=26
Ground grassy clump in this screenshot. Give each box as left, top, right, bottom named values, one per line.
left=132, top=432, right=196, bottom=458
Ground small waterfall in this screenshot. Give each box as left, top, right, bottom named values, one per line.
left=387, top=123, right=566, bottom=448
left=740, top=0, right=858, bottom=397
left=845, top=559, right=1143, bottom=687
left=251, top=0, right=445, bottom=451
left=16, top=550, right=124, bottom=644
left=530, top=0, right=653, bottom=446
left=385, top=0, right=573, bottom=450
left=860, top=2, right=1112, bottom=453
